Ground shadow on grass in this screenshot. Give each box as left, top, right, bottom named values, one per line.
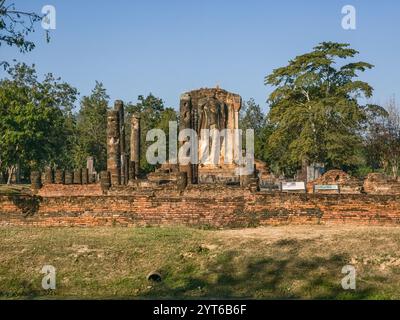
left=140, top=245, right=375, bottom=300
left=9, top=195, right=41, bottom=217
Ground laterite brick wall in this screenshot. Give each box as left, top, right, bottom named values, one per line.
left=38, top=184, right=103, bottom=197
left=1, top=191, right=400, bottom=227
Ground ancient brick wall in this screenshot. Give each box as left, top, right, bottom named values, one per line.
left=363, top=173, right=400, bottom=195
left=38, top=184, right=103, bottom=197
left=1, top=191, right=400, bottom=227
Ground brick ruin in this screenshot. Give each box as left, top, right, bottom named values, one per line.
left=3, top=87, right=400, bottom=227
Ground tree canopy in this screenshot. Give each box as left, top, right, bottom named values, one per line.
left=0, top=63, right=77, bottom=182
left=72, top=81, right=109, bottom=171
left=264, top=42, right=384, bottom=175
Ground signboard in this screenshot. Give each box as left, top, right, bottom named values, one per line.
left=314, top=184, right=340, bottom=193
left=314, top=184, right=339, bottom=190
left=281, top=182, right=306, bottom=192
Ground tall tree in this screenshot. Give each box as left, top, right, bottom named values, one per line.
left=0, top=63, right=77, bottom=183
left=265, top=42, right=378, bottom=175
left=72, top=81, right=109, bottom=171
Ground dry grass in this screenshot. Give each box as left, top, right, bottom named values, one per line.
left=0, top=184, right=31, bottom=195
left=0, top=224, right=400, bottom=299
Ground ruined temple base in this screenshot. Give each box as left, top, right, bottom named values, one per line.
left=3, top=186, right=400, bottom=228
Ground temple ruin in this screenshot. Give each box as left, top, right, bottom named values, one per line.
left=100, top=87, right=258, bottom=192
left=4, top=87, right=400, bottom=228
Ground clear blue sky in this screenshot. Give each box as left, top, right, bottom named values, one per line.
left=2, top=0, right=400, bottom=112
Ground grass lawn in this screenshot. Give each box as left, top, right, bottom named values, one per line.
left=0, top=184, right=31, bottom=195
left=1, top=224, right=400, bottom=299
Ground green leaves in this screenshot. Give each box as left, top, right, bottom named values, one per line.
left=0, top=63, right=77, bottom=178
left=72, top=81, right=109, bottom=171
left=240, top=99, right=267, bottom=160
left=264, top=42, right=377, bottom=174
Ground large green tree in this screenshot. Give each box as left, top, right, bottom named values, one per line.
left=72, top=81, right=109, bottom=171
left=0, top=63, right=77, bottom=183
left=265, top=42, right=379, bottom=175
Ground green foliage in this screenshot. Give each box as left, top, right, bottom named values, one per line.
left=126, top=94, right=178, bottom=174
left=265, top=42, right=378, bottom=175
left=364, top=97, right=400, bottom=178
left=0, top=1, right=47, bottom=68
left=72, top=81, right=109, bottom=171
left=0, top=63, right=77, bottom=182
left=239, top=98, right=269, bottom=161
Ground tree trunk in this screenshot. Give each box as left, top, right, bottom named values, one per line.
left=6, top=166, right=15, bottom=185
left=392, top=163, right=398, bottom=180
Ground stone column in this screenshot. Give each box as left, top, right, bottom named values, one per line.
left=232, top=96, right=241, bottom=165
left=82, top=168, right=89, bottom=184
left=233, top=110, right=240, bottom=163
left=73, top=169, right=82, bottom=184
left=64, top=171, right=73, bottom=185
left=86, top=157, right=94, bottom=176
left=179, top=93, right=194, bottom=184
left=55, top=169, right=64, bottom=184
left=124, top=154, right=129, bottom=183
left=100, top=171, right=111, bottom=192
left=107, top=110, right=121, bottom=186
left=130, top=114, right=141, bottom=179
left=30, top=171, right=42, bottom=191
left=44, top=167, right=53, bottom=184
left=114, top=100, right=127, bottom=184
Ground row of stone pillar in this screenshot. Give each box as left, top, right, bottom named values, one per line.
left=43, top=168, right=96, bottom=185
left=30, top=169, right=113, bottom=192
left=106, top=100, right=141, bottom=187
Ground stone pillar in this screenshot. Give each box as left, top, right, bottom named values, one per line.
left=73, top=169, right=82, bottom=184
left=64, top=171, right=73, bottom=185
left=82, top=168, right=89, bottom=184
left=55, top=169, right=64, bottom=184
left=179, top=93, right=195, bottom=184
left=107, top=110, right=121, bottom=186
left=44, top=167, right=53, bottom=184
left=130, top=114, right=141, bottom=179
left=100, top=171, right=111, bottom=191
left=30, top=171, right=42, bottom=191
left=86, top=157, right=94, bottom=176
left=176, top=172, right=188, bottom=191
left=86, top=156, right=96, bottom=183
left=89, top=172, right=96, bottom=184
left=114, top=100, right=127, bottom=185
left=234, top=110, right=240, bottom=163
left=124, top=154, right=129, bottom=183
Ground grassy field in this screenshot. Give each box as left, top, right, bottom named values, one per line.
left=1, top=224, right=400, bottom=299
left=0, top=184, right=31, bottom=195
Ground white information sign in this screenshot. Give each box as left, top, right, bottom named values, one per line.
left=281, top=182, right=306, bottom=192
left=314, top=184, right=339, bottom=191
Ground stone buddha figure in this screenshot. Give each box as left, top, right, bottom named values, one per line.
left=197, top=94, right=228, bottom=166
left=179, top=88, right=242, bottom=184
left=198, top=94, right=227, bottom=133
